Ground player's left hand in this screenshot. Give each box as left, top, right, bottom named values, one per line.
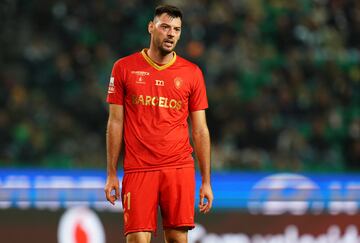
left=199, top=182, right=213, bottom=214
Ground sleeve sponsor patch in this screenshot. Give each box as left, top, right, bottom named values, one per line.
left=108, top=77, right=115, bottom=93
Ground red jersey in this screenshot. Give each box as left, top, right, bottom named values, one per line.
left=107, top=49, right=208, bottom=172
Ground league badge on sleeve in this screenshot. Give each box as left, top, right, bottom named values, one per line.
left=108, top=77, right=115, bottom=93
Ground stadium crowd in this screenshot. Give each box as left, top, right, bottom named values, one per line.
left=0, top=0, right=359, bottom=171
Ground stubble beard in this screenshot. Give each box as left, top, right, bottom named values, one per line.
left=157, top=38, right=176, bottom=56
left=159, top=46, right=173, bottom=56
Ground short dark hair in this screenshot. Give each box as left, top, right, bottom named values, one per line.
left=154, top=5, right=182, bottom=21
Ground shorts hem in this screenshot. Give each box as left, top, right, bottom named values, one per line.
left=124, top=228, right=156, bottom=236
left=163, top=224, right=195, bottom=230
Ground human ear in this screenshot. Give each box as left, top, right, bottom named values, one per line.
left=148, top=21, right=154, bottom=34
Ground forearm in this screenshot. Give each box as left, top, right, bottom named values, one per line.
left=106, top=119, right=123, bottom=176
left=193, top=127, right=211, bottom=184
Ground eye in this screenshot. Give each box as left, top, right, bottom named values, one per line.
left=161, top=25, right=170, bottom=30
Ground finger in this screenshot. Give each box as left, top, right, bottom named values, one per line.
left=111, top=195, right=116, bottom=205
left=115, top=185, right=120, bottom=200
left=199, top=201, right=208, bottom=212
left=105, top=187, right=115, bottom=205
left=202, top=196, right=213, bottom=213
left=203, top=201, right=209, bottom=211
left=200, top=205, right=209, bottom=213
left=109, top=195, right=116, bottom=205
left=199, top=194, right=204, bottom=207
left=104, top=187, right=111, bottom=201
left=205, top=203, right=211, bottom=213
left=199, top=195, right=205, bottom=212
left=207, top=197, right=213, bottom=211
left=203, top=205, right=210, bottom=213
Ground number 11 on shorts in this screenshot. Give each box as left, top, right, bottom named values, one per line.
left=123, top=192, right=131, bottom=210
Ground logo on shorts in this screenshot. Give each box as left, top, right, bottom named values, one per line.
left=174, top=77, right=183, bottom=90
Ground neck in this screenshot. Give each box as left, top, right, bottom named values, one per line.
left=147, top=46, right=174, bottom=65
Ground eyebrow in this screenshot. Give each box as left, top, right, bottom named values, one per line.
left=157, top=22, right=181, bottom=29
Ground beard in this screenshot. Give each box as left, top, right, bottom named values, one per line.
left=159, top=46, right=173, bottom=56
left=155, top=37, right=177, bottom=56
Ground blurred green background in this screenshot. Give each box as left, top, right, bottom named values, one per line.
left=0, top=0, right=359, bottom=172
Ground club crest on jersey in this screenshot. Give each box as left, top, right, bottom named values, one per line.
left=131, top=71, right=149, bottom=85
left=174, top=77, right=183, bottom=90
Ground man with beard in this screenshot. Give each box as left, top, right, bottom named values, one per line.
left=105, top=5, right=213, bottom=243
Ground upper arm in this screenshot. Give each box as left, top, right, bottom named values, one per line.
left=108, top=104, right=124, bottom=124
left=190, top=110, right=208, bottom=133
left=189, top=66, right=208, bottom=112
left=107, top=60, right=125, bottom=105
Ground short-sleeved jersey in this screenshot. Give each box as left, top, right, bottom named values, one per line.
left=107, top=49, right=208, bottom=172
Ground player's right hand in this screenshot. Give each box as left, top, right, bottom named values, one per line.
left=104, top=175, right=120, bottom=205
left=199, top=182, right=213, bottom=214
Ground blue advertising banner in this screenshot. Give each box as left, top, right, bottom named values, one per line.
left=0, top=169, right=359, bottom=214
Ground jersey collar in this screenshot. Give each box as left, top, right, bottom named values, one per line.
left=141, top=49, right=177, bottom=71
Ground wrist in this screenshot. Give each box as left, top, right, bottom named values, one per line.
left=107, top=168, right=118, bottom=177
left=201, top=179, right=211, bottom=185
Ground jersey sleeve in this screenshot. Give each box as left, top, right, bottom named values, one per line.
left=106, top=60, right=125, bottom=105
left=189, top=65, right=208, bottom=112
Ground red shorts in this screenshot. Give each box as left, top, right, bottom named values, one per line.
left=121, top=167, right=195, bottom=236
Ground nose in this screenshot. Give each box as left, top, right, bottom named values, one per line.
left=167, top=28, right=175, bottom=37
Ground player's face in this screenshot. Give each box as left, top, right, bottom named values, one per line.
left=149, top=13, right=182, bottom=55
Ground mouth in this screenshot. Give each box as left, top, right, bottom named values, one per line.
left=163, top=39, right=174, bottom=48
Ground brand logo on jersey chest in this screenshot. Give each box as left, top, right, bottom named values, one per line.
left=155, top=80, right=165, bottom=86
